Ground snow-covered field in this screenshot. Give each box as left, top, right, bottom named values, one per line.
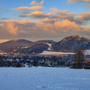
left=40, top=51, right=75, bottom=55
left=85, top=50, right=90, bottom=55
left=0, top=67, right=90, bottom=90
left=40, top=50, right=90, bottom=55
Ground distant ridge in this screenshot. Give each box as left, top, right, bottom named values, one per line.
left=52, top=35, right=90, bottom=52
left=4, top=40, right=55, bottom=54
left=0, top=35, right=90, bottom=53
left=0, top=39, right=33, bottom=51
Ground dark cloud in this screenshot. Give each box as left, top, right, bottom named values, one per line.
left=20, top=11, right=49, bottom=19
left=0, top=18, right=8, bottom=20
left=67, top=0, right=90, bottom=4
left=75, top=12, right=90, bottom=25
left=67, top=0, right=90, bottom=9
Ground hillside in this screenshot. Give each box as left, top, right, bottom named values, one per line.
left=4, top=40, right=55, bottom=54
left=52, top=35, right=90, bottom=52
left=0, top=35, right=90, bottom=53
left=0, top=39, right=33, bottom=51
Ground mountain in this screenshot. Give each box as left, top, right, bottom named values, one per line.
left=0, top=39, right=33, bottom=51
left=4, top=40, right=55, bottom=54
left=52, top=35, right=90, bottom=52
left=1, top=35, right=90, bottom=54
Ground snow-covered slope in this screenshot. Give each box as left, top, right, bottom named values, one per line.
left=46, top=42, right=52, bottom=50
left=0, top=67, right=90, bottom=90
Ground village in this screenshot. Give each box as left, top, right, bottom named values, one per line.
left=0, top=53, right=74, bottom=67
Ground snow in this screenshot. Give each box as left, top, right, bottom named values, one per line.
left=0, top=67, right=90, bottom=90
left=40, top=50, right=90, bottom=55
left=40, top=42, right=75, bottom=55
left=46, top=43, right=52, bottom=50
left=40, top=51, right=75, bottom=55
left=85, top=50, right=90, bottom=55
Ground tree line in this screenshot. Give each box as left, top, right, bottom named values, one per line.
left=72, top=48, right=90, bottom=69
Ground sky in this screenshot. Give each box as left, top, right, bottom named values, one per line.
left=0, top=0, right=90, bottom=43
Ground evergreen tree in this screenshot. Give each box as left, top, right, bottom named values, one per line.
left=33, top=60, right=37, bottom=66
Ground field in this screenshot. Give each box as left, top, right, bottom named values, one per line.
left=0, top=67, right=90, bottom=90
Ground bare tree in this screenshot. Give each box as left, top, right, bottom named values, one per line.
left=73, top=48, right=85, bottom=68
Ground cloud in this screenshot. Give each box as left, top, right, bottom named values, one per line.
left=30, top=1, right=37, bottom=5
left=54, top=19, right=81, bottom=32
left=52, top=10, right=75, bottom=21
left=87, top=4, right=90, bottom=8
left=49, top=8, right=60, bottom=15
left=5, top=23, right=19, bottom=35
left=0, top=19, right=81, bottom=38
left=20, top=9, right=75, bottom=21
left=0, top=0, right=90, bottom=40
left=1, top=19, right=35, bottom=24
left=13, top=5, right=90, bottom=26
left=37, top=19, right=82, bottom=35
left=67, top=0, right=90, bottom=9
left=11, top=6, right=42, bottom=11
left=0, top=20, right=36, bottom=36
left=30, top=0, right=44, bottom=6
left=75, top=12, right=90, bottom=25
left=11, top=6, right=90, bottom=27
left=67, top=0, right=90, bottom=4
left=0, top=18, right=90, bottom=40
left=20, top=11, right=49, bottom=18
left=76, top=12, right=90, bottom=20
left=42, top=18, right=57, bottom=23
left=0, top=18, right=8, bottom=20
left=48, top=9, right=90, bottom=25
